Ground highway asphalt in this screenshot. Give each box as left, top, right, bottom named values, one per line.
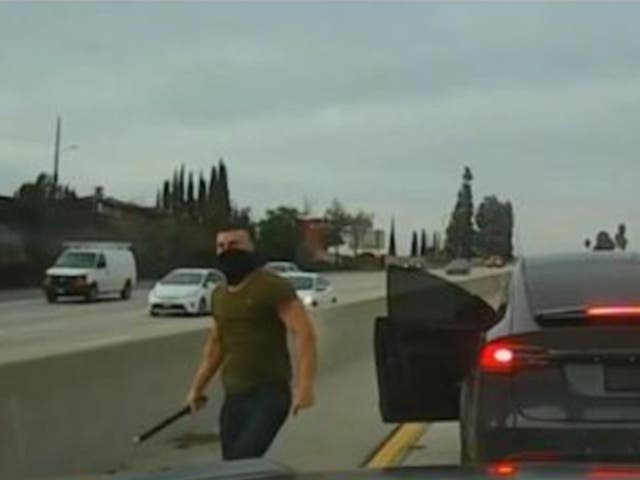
left=0, top=268, right=505, bottom=365
left=0, top=271, right=385, bottom=364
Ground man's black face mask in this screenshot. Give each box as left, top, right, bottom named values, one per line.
left=217, top=249, right=259, bottom=286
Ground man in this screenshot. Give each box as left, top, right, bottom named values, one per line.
left=186, top=223, right=317, bottom=460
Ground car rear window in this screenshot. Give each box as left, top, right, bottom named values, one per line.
left=287, top=276, right=314, bottom=291
left=161, top=272, right=203, bottom=285
left=525, top=256, right=640, bottom=313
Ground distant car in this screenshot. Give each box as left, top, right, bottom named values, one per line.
left=283, top=273, right=337, bottom=308
left=402, top=259, right=424, bottom=270
left=445, top=258, right=472, bottom=275
left=265, top=261, right=301, bottom=275
left=484, top=256, right=505, bottom=268
left=43, top=242, right=137, bottom=303
left=148, top=268, right=224, bottom=316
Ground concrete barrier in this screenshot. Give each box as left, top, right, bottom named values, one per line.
left=0, top=328, right=225, bottom=480
left=0, top=271, right=508, bottom=479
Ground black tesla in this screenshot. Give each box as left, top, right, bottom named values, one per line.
left=375, top=252, right=640, bottom=463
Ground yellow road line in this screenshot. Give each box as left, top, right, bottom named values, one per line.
left=365, top=422, right=427, bottom=469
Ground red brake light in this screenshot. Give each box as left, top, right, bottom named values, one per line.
left=587, top=306, right=640, bottom=317
left=479, top=341, right=548, bottom=373
left=480, top=342, right=515, bottom=373
left=487, top=462, right=518, bottom=477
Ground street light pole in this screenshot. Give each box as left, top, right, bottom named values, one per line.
left=51, top=116, right=79, bottom=198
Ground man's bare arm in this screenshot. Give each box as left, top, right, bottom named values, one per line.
left=186, top=324, right=223, bottom=412
left=278, top=299, right=317, bottom=414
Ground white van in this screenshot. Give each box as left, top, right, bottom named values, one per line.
left=43, top=242, right=137, bottom=303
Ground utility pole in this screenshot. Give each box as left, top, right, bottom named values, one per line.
left=53, top=116, right=61, bottom=193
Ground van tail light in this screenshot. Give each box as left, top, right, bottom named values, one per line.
left=479, top=340, right=548, bottom=374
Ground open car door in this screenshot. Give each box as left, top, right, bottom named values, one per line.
left=375, top=265, right=498, bottom=422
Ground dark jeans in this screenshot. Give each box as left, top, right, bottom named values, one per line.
left=220, top=382, right=291, bottom=460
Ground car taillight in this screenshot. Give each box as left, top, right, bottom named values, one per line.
left=486, top=462, right=518, bottom=477
left=479, top=340, right=548, bottom=374
left=480, top=342, right=515, bottom=373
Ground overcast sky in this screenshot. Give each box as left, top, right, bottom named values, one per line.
left=2, top=2, right=640, bottom=255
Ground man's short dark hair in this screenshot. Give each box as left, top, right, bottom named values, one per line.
left=217, top=221, right=256, bottom=242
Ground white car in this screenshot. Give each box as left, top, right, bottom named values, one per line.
left=265, top=261, right=301, bottom=275
left=43, top=242, right=137, bottom=303
left=445, top=258, right=472, bottom=276
left=283, top=273, right=337, bottom=308
left=148, top=268, right=224, bottom=316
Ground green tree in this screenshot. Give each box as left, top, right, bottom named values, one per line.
left=388, top=217, right=397, bottom=256
left=197, top=172, right=207, bottom=216
left=178, top=164, right=186, bottom=209
left=420, top=229, right=428, bottom=257
left=218, top=159, right=231, bottom=218
left=230, top=206, right=252, bottom=227
left=162, top=180, right=171, bottom=211
left=208, top=165, right=217, bottom=205
left=258, top=206, right=301, bottom=261
left=615, top=223, right=628, bottom=251
left=475, top=195, right=514, bottom=259
left=187, top=171, right=195, bottom=215
left=594, top=231, right=616, bottom=251
left=445, top=166, right=475, bottom=259
left=15, top=173, right=54, bottom=202
left=15, top=172, right=75, bottom=203
left=505, top=201, right=514, bottom=258
left=171, top=170, right=180, bottom=211
left=210, top=159, right=231, bottom=226
left=324, top=199, right=351, bottom=259
left=410, top=231, right=419, bottom=256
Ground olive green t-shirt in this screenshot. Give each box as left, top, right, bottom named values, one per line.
left=211, top=269, right=297, bottom=394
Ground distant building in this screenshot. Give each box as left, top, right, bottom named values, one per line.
left=295, top=216, right=387, bottom=262
left=342, top=228, right=386, bottom=256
